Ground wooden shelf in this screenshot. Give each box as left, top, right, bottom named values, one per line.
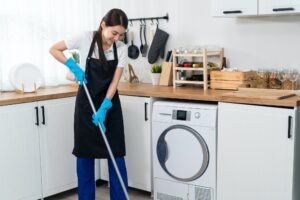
left=175, top=67, right=204, bottom=71
left=174, top=80, right=205, bottom=84
left=174, top=51, right=223, bottom=57
left=173, top=48, right=224, bottom=90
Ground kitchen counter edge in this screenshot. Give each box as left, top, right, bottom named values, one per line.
left=0, top=83, right=299, bottom=108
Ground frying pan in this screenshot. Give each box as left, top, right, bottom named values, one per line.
left=128, top=31, right=139, bottom=59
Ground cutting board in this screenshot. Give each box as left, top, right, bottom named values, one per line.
left=223, top=88, right=297, bottom=100
left=159, top=62, right=173, bottom=86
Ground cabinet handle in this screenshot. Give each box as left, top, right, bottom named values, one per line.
left=144, top=102, right=148, bottom=121
left=223, top=10, right=242, bottom=14
left=288, top=116, right=292, bottom=139
left=41, top=106, right=45, bottom=125
left=35, top=106, right=39, bottom=126
left=273, top=7, right=294, bottom=12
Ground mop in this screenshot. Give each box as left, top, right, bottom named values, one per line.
left=82, top=82, right=130, bottom=200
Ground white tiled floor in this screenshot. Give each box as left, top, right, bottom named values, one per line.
left=45, top=183, right=152, bottom=200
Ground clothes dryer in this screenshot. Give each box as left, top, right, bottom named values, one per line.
left=152, top=101, right=217, bottom=200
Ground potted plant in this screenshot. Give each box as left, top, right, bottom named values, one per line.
left=151, top=63, right=162, bottom=85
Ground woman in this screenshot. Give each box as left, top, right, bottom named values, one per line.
left=49, top=8, right=129, bottom=200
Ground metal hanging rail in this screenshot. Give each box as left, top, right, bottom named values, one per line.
left=128, top=13, right=169, bottom=24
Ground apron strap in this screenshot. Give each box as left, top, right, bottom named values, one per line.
left=85, top=32, right=118, bottom=77
left=85, top=32, right=98, bottom=78
left=87, top=31, right=98, bottom=59
left=112, top=42, right=118, bottom=63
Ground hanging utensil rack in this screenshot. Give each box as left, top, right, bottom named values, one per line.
left=128, top=13, right=169, bottom=24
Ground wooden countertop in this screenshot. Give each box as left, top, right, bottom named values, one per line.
left=0, top=85, right=78, bottom=106
left=117, top=83, right=300, bottom=108
left=1, top=82, right=300, bottom=107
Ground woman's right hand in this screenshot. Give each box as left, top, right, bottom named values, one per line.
left=66, top=69, right=76, bottom=81
left=64, top=58, right=87, bottom=85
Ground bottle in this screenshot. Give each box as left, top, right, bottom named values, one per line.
left=222, top=57, right=227, bottom=69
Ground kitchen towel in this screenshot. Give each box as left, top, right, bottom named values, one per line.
left=148, top=28, right=169, bottom=64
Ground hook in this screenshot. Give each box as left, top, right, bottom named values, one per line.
left=143, top=18, right=146, bottom=25
left=165, top=13, right=169, bottom=22
left=156, top=18, right=159, bottom=28
left=150, top=18, right=154, bottom=25
left=130, top=20, right=133, bottom=26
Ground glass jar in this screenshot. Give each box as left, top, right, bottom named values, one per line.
left=282, top=80, right=292, bottom=90
left=256, top=70, right=269, bottom=88
left=269, top=71, right=281, bottom=89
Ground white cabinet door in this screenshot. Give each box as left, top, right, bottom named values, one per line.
left=121, top=95, right=151, bottom=191
left=212, top=0, right=258, bottom=16
left=217, top=102, right=295, bottom=200
left=100, top=95, right=151, bottom=192
left=259, top=0, right=300, bottom=14
left=0, top=103, right=42, bottom=200
left=38, top=97, right=77, bottom=197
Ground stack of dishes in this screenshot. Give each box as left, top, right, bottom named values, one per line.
left=9, top=63, right=43, bottom=93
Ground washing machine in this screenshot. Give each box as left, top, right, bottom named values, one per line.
left=152, top=101, right=217, bottom=200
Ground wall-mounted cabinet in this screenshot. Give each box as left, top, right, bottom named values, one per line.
left=211, top=0, right=258, bottom=17
left=212, top=0, right=300, bottom=16
left=259, top=0, right=300, bottom=15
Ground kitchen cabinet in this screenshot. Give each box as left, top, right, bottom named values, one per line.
left=212, top=0, right=300, bottom=16
left=0, top=97, right=81, bottom=200
left=259, top=0, right=300, bottom=15
left=38, top=97, right=77, bottom=197
left=0, top=102, right=42, bottom=200
left=100, top=95, right=152, bottom=192
left=217, top=102, right=300, bottom=200
left=211, top=0, right=258, bottom=17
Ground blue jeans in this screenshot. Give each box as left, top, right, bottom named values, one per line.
left=77, top=157, right=128, bottom=200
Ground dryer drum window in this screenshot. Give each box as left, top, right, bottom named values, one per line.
left=156, top=124, right=209, bottom=182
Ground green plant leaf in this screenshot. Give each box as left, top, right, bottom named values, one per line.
left=151, top=64, right=162, bottom=73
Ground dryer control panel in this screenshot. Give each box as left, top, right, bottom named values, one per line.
left=172, top=110, right=191, bottom=121
left=152, top=101, right=217, bottom=127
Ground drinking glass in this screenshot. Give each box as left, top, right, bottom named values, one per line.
left=256, top=68, right=269, bottom=88
left=276, top=69, right=287, bottom=89
left=289, top=69, right=299, bottom=90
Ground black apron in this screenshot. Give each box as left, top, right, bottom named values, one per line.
left=73, top=33, right=126, bottom=158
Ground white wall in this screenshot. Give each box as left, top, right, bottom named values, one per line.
left=94, top=0, right=300, bottom=83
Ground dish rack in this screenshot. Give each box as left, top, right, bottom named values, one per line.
left=15, top=83, right=38, bottom=94
left=172, top=48, right=224, bottom=90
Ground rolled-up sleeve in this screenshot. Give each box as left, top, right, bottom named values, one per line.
left=117, top=44, right=128, bottom=68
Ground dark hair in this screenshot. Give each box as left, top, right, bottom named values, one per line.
left=96, top=8, right=128, bottom=66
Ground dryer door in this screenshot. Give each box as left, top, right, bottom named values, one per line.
left=156, top=125, right=209, bottom=182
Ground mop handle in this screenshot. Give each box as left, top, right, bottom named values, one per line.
left=82, top=83, right=130, bottom=200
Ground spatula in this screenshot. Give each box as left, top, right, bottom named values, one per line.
left=142, top=23, right=148, bottom=57
left=128, top=63, right=139, bottom=83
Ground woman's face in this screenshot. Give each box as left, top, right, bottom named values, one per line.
left=101, top=23, right=126, bottom=46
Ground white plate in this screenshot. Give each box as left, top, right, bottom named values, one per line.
left=9, top=63, right=43, bottom=92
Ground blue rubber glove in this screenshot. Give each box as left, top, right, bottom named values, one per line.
left=64, top=58, right=87, bottom=85
left=92, top=98, right=113, bottom=132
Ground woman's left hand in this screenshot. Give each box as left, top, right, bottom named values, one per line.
left=92, top=98, right=113, bottom=132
